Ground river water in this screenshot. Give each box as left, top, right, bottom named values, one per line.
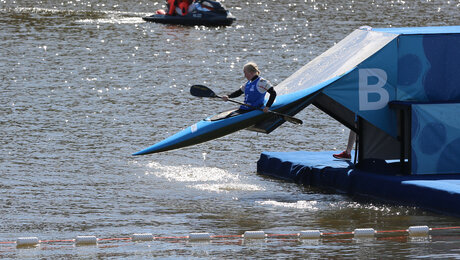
left=1, top=0, right=460, bottom=258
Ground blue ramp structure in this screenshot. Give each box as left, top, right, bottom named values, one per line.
left=256, top=25, right=460, bottom=216
left=252, top=25, right=460, bottom=175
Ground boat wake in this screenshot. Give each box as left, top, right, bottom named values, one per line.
left=2, top=6, right=149, bottom=24
left=75, top=17, right=144, bottom=24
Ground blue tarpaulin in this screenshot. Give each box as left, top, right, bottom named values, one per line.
left=412, top=104, right=460, bottom=174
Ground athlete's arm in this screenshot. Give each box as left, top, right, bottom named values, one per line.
left=265, top=87, right=276, bottom=108
left=228, top=89, right=243, bottom=98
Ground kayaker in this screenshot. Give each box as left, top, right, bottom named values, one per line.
left=222, top=62, right=277, bottom=114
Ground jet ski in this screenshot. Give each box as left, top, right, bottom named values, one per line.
left=142, top=0, right=236, bottom=26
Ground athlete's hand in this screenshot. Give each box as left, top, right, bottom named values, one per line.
left=263, top=107, right=270, bottom=113
left=222, top=95, right=229, bottom=101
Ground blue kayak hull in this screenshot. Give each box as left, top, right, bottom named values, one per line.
left=133, top=89, right=319, bottom=155
left=133, top=110, right=269, bottom=155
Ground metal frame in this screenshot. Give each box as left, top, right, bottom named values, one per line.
left=389, top=101, right=412, bottom=174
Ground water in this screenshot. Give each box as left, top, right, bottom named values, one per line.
left=1, top=0, right=460, bottom=258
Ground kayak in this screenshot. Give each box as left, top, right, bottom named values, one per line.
left=142, top=12, right=235, bottom=26
left=133, top=97, right=305, bottom=155
left=132, top=77, right=342, bottom=156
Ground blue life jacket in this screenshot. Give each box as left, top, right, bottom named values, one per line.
left=241, top=77, right=265, bottom=110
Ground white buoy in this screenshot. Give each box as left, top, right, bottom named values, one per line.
left=132, top=233, right=154, bottom=241
left=243, top=231, right=266, bottom=239
left=16, top=237, right=39, bottom=247
left=298, top=230, right=322, bottom=239
left=75, top=235, right=97, bottom=245
left=408, top=226, right=430, bottom=236
left=188, top=233, right=211, bottom=241
left=353, top=228, right=376, bottom=238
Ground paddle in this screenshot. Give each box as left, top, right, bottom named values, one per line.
left=190, top=85, right=303, bottom=125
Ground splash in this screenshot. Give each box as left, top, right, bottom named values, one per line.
left=146, top=161, right=237, bottom=182
left=145, top=161, right=264, bottom=193
left=330, top=201, right=406, bottom=214
left=191, top=183, right=263, bottom=193
left=256, top=200, right=319, bottom=210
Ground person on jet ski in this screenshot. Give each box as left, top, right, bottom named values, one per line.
left=167, top=0, right=194, bottom=16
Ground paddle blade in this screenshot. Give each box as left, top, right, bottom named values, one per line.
left=190, top=85, right=217, bottom=98
left=283, top=115, right=303, bottom=125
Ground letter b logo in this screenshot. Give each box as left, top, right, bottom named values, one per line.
left=359, top=68, right=389, bottom=111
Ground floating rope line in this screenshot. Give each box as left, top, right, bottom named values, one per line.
left=1, top=226, right=459, bottom=249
